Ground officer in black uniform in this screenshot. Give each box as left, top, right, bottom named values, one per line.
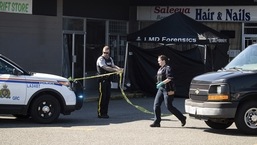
left=96, top=46, right=123, bottom=118
left=150, top=55, right=186, bottom=127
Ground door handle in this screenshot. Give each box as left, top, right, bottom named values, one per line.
left=73, top=55, right=77, bottom=63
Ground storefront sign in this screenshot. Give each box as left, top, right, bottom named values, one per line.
left=0, top=0, right=32, bottom=14
left=137, top=6, right=257, bottom=22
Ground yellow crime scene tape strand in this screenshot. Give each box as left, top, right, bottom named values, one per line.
left=68, top=72, right=118, bottom=82
left=69, top=72, right=169, bottom=116
left=117, top=73, right=154, bottom=115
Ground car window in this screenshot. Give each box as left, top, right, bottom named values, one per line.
left=0, top=58, right=16, bottom=74
left=225, top=44, right=257, bottom=71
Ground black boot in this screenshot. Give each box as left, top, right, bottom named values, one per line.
left=150, top=123, right=160, bottom=127
left=181, top=116, right=186, bottom=127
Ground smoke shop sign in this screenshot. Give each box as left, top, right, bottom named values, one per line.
left=137, top=6, right=257, bottom=22
left=0, top=0, right=32, bottom=14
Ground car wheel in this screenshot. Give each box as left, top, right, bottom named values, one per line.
left=30, top=95, right=61, bottom=123
left=235, top=101, right=257, bottom=135
left=205, top=119, right=233, bottom=129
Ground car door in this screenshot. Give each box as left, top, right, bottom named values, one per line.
left=0, top=58, right=27, bottom=105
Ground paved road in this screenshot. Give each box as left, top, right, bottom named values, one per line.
left=0, top=97, right=257, bottom=145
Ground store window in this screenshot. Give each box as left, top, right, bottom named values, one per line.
left=244, top=23, right=257, bottom=34
left=108, top=20, right=128, bottom=86
left=109, top=21, right=128, bottom=67
left=243, top=23, right=257, bottom=48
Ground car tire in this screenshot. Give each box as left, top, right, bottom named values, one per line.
left=30, top=94, right=61, bottom=124
left=205, top=119, right=233, bottom=129
left=235, top=101, right=257, bottom=135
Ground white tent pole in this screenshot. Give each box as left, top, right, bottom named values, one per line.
left=204, top=45, right=207, bottom=72
left=204, top=45, right=207, bottom=65
left=122, top=42, right=129, bottom=89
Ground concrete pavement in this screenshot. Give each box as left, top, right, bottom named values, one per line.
left=83, top=89, right=145, bottom=102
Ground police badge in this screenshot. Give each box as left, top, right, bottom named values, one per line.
left=0, top=84, right=11, bottom=98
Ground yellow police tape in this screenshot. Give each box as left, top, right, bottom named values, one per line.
left=68, top=72, right=119, bottom=82
left=69, top=72, right=169, bottom=116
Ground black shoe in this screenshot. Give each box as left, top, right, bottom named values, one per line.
left=181, top=116, right=186, bottom=127
left=150, top=123, right=160, bottom=127
left=98, top=114, right=109, bottom=119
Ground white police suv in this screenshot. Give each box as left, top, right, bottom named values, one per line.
left=0, top=54, right=84, bottom=123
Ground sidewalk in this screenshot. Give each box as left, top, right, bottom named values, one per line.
left=83, top=89, right=145, bottom=102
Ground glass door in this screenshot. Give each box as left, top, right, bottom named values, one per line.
left=85, top=19, right=106, bottom=90
left=109, top=35, right=126, bottom=68
left=63, top=33, right=85, bottom=88
left=109, top=35, right=127, bottom=88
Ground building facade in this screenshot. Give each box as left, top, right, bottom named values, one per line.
left=130, top=0, right=257, bottom=54
left=0, top=0, right=129, bottom=90
left=1, top=0, right=257, bottom=91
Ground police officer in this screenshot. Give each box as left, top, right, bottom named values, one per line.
left=96, top=46, right=123, bottom=118
left=150, top=55, right=186, bottom=127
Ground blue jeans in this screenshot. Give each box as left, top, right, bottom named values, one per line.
left=153, top=87, right=185, bottom=124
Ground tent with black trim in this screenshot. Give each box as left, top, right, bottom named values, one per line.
left=122, top=12, right=229, bottom=97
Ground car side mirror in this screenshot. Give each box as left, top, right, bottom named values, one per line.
left=13, top=68, right=22, bottom=75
